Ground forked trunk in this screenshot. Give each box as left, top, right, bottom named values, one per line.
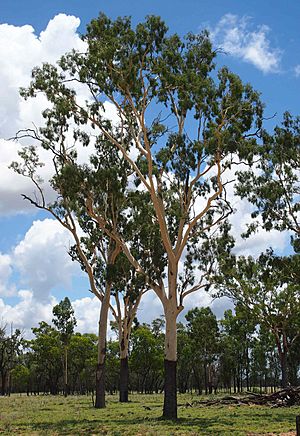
left=163, top=309, right=177, bottom=419
left=119, top=357, right=129, bottom=402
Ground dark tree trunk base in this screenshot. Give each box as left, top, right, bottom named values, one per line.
left=119, top=357, right=129, bottom=403
left=95, top=363, right=106, bottom=408
left=163, top=359, right=177, bottom=419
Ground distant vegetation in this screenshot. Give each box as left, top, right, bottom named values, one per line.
left=1, top=299, right=299, bottom=398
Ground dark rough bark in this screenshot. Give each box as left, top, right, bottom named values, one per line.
left=95, top=362, right=105, bottom=408
left=119, top=357, right=129, bottom=402
left=280, top=352, right=288, bottom=388
left=296, top=415, right=300, bottom=436
left=163, top=359, right=177, bottom=419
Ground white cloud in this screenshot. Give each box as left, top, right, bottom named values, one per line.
left=210, top=14, right=282, bottom=73
left=0, top=14, right=121, bottom=217
left=0, top=14, right=87, bottom=216
left=0, top=290, right=56, bottom=335
left=0, top=291, right=99, bottom=337
left=72, top=296, right=101, bottom=334
left=0, top=253, right=16, bottom=297
left=0, top=14, right=85, bottom=138
left=13, top=218, right=80, bottom=302
left=294, top=65, right=300, bottom=77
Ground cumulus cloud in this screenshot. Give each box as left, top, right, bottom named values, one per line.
left=0, top=14, right=87, bottom=216
left=210, top=14, right=282, bottom=73
left=0, top=13, right=120, bottom=217
left=72, top=296, right=102, bottom=334
left=0, top=253, right=16, bottom=297
left=0, top=14, right=85, bottom=138
left=0, top=291, right=101, bottom=337
left=13, top=218, right=81, bottom=302
left=0, top=290, right=56, bottom=333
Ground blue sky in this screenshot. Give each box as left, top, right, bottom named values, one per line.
left=0, top=0, right=297, bottom=334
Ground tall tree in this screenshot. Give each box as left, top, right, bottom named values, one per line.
left=52, top=297, right=77, bottom=396
left=13, top=14, right=263, bottom=418
left=12, top=134, right=128, bottom=408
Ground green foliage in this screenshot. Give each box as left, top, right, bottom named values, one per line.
left=52, top=297, right=77, bottom=345
left=215, top=250, right=300, bottom=386
left=236, top=112, right=300, bottom=249
left=130, top=323, right=164, bottom=393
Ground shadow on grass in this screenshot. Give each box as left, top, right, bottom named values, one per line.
left=14, top=407, right=299, bottom=434
left=16, top=415, right=225, bottom=434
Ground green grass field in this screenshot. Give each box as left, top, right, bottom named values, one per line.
left=0, top=393, right=299, bottom=435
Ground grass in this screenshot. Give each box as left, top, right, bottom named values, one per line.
left=0, top=393, right=299, bottom=435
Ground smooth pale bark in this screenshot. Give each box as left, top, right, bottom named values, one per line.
left=274, top=332, right=289, bottom=388
left=95, top=281, right=111, bottom=409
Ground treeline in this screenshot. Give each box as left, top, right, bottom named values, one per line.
left=1, top=302, right=300, bottom=397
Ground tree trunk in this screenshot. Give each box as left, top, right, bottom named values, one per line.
left=95, top=362, right=105, bottom=408
left=163, top=359, right=177, bottom=419
left=119, top=357, right=129, bottom=402
left=1, top=372, right=6, bottom=396
left=163, top=310, right=177, bottom=419
left=280, top=352, right=288, bottom=388
left=95, top=282, right=111, bottom=409
left=64, top=346, right=68, bottom=397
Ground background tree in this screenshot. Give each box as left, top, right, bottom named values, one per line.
left=52, top=297, right=77, bottom=396
left=219, top=306, right=255, bottom=392
left=177, top=322, right=193, bottom=393
left=68, top=333, right=98, bottom=395
left=130, top=323, right=164, bottom=394
left=0, top=325, right=22, bottom=396
left=215, top=251, right=300, bottom=387
left=186, top=307, right=219, bottom=394
left=30, top=322, right=62, bottom=395
left=236, top=112, right=300, bottom=252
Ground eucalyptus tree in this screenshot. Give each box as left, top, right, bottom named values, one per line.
left=52, top=297, right=77, bottom=396
left=12, top=136, right=129, bottom=408
left=13, top=14, right=263, bottom=418
left=215, top=251, right=300, bottom=387
left=236, top=112, right=300, bottom=251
